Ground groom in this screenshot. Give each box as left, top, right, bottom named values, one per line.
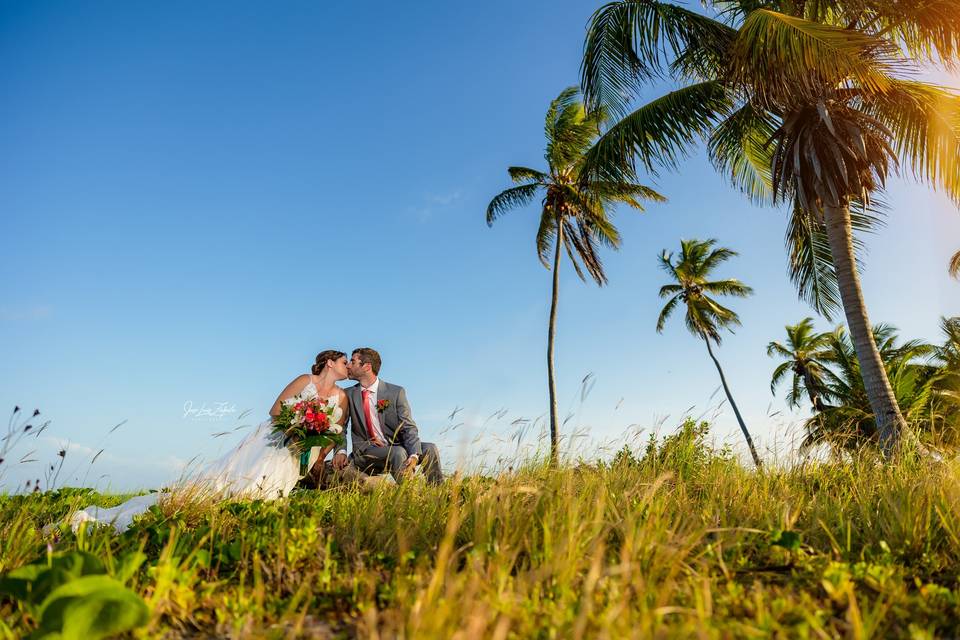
left=332, top=347, right=443, bottom=484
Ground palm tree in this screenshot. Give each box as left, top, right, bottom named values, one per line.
left=767, top=318, right=833, bottom=411
left=580, top=0, right=960, bottom=455
left=950, top=251, right=960, bottom=279
left=932, top=317, right=960, bottom=436
left=802, top=325, right=950, bottom=451
left=656, top=238, right=762, bottom=467
left=486, top=86, right=664, bottom=464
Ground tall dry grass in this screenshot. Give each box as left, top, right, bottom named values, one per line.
left=2, top=419, right=960, bottom=638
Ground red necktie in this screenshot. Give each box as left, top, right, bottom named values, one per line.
left=362, top=389, right=383, bottom=446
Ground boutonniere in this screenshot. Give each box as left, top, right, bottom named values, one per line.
left=376, top=399, right=390, bottom=412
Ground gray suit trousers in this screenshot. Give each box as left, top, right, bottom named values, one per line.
left=353, top=442, right=442, bottom=484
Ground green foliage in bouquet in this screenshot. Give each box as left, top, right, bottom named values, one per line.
left=272, top=400, right=344, bottom=455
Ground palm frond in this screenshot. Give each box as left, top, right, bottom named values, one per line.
left=732, top=9, right=896, bottom=107
left=535, top=208, right=558, bottom=267
left=547, top=94, right=606, bottom=172
left=785, top=202, right=841, bottom=319
left=784, top=199, right=884, bottom=319
left=590, top=181, right=667, bottom=210
left=770, top=360, right=793, bottom=394
left=658, top=283, right=682, bottom=298
left=562, top=219, right=607, bottom=285
left=486, top=183, right=542, bottom=226
left=582, top=0, right=737, bottom=114
left=583, top=81, right=732, bottom=183
left=656, top=293, right=682, bottom=333
left=950, top=250, right=960, bottom=279
left=858, top=79, right=960, bottom=204
left=702, top=278, right=753, bottom=297
left=707, top=102, right=778, bottom=204
left=766, top=340, right=792, bottom=359
left=700, top=246, right=738, bottom=272
left=808, top=0, right=960, bottom=68
left=508, top=166, right=549, bottom=184
left=544, top=86, right=581, bottom=146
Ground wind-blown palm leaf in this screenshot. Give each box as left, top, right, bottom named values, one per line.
left=486, top=183, right=542, bottom=226
left=857, top=80, right=960, bottom=204
left=731, top=10, right=896, bottom=106
left=702, top=278, right=752, bottom=297
left=656, top=293, right=682, bottom=333
left=699, top=245, right=738, bottom=272
left=708, top=102, right=777, bottom=203
left=801, top=0, right=960, bottom=66
left=546, top=87, right=605, bottom=171
left=864, top=0, right=960, bottom=66
left=950, top=250, right=960, bottom=279
left=591, top=181, right=667, bottom=209
left=584, top=81, right=732, bottom=183
left=544, top=86, right=581, bottom=143
left=508, top=166, right=549, bottom=184
left=785, top=197, right=886, bottom=320
left=785, top=202, right=842, bottom=319
left=658, top=283, right=682, bottom=298
left=770, top=360, right=793, bottom=394
left=582, top=0, right=737, bottom=114
left=535, top=208, right=557, bottom=267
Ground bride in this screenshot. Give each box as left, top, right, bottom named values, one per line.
left=68, top=350, right=351, bottom=532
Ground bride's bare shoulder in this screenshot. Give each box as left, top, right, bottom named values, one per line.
left=276, top=374, right=311, bottom=398
left=289, top=373, right=312, bottom=388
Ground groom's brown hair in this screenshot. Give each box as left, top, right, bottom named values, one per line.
left=353, top=347, right=381, bottom=375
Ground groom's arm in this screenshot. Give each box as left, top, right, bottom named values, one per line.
left=395, top=387, right=422, bottom=458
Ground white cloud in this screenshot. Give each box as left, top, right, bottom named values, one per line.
left=410, top=190, right=464, bottom=222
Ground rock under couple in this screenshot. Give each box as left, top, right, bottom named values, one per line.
left=69, top=347, right=442, bottom=532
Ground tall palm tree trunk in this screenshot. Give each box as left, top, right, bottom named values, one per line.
left=823, top=202, right=908, bottom=455
left=546, top=220, right=562, bottom=466
left=704, top=337, right=763, bottom=468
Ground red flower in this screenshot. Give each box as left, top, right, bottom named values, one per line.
left=377, top=399, right=390, bottom=412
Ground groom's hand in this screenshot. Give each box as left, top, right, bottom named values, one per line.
left=332, top=452, right=349, bottom=470
left=401, top=454, right=418, bottom=476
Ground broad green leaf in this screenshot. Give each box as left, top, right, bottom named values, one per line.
left=36, top=576, right=148, bottom=640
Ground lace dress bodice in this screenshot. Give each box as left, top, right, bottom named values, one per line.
left=281, top=381, right=343, bottom=425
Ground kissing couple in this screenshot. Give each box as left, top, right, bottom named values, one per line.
left=289, top=347, right=444, bottom=489
left=69, top=347, right=442, bottom=533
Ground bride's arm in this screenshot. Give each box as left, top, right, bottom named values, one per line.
left=269, top=374, right=310, bottom=417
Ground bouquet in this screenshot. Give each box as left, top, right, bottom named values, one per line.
left=272, top=397, right=345, bottom=455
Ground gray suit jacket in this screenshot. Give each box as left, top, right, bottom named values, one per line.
left=338, top=380, right=422, bottom=458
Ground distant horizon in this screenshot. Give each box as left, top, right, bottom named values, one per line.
left=2, top=0, right=958, bottom=492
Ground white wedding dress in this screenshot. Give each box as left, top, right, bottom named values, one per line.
left=69, top=381, right=341, bottom=533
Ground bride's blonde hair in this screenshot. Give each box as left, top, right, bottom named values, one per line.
left=312, top=350, right=345, bottom=375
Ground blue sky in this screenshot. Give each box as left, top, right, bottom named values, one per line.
left=2, top=1, right=958, bottom=491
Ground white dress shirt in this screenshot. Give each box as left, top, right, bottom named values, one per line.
left=361, top=378, right=387, bottom=445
